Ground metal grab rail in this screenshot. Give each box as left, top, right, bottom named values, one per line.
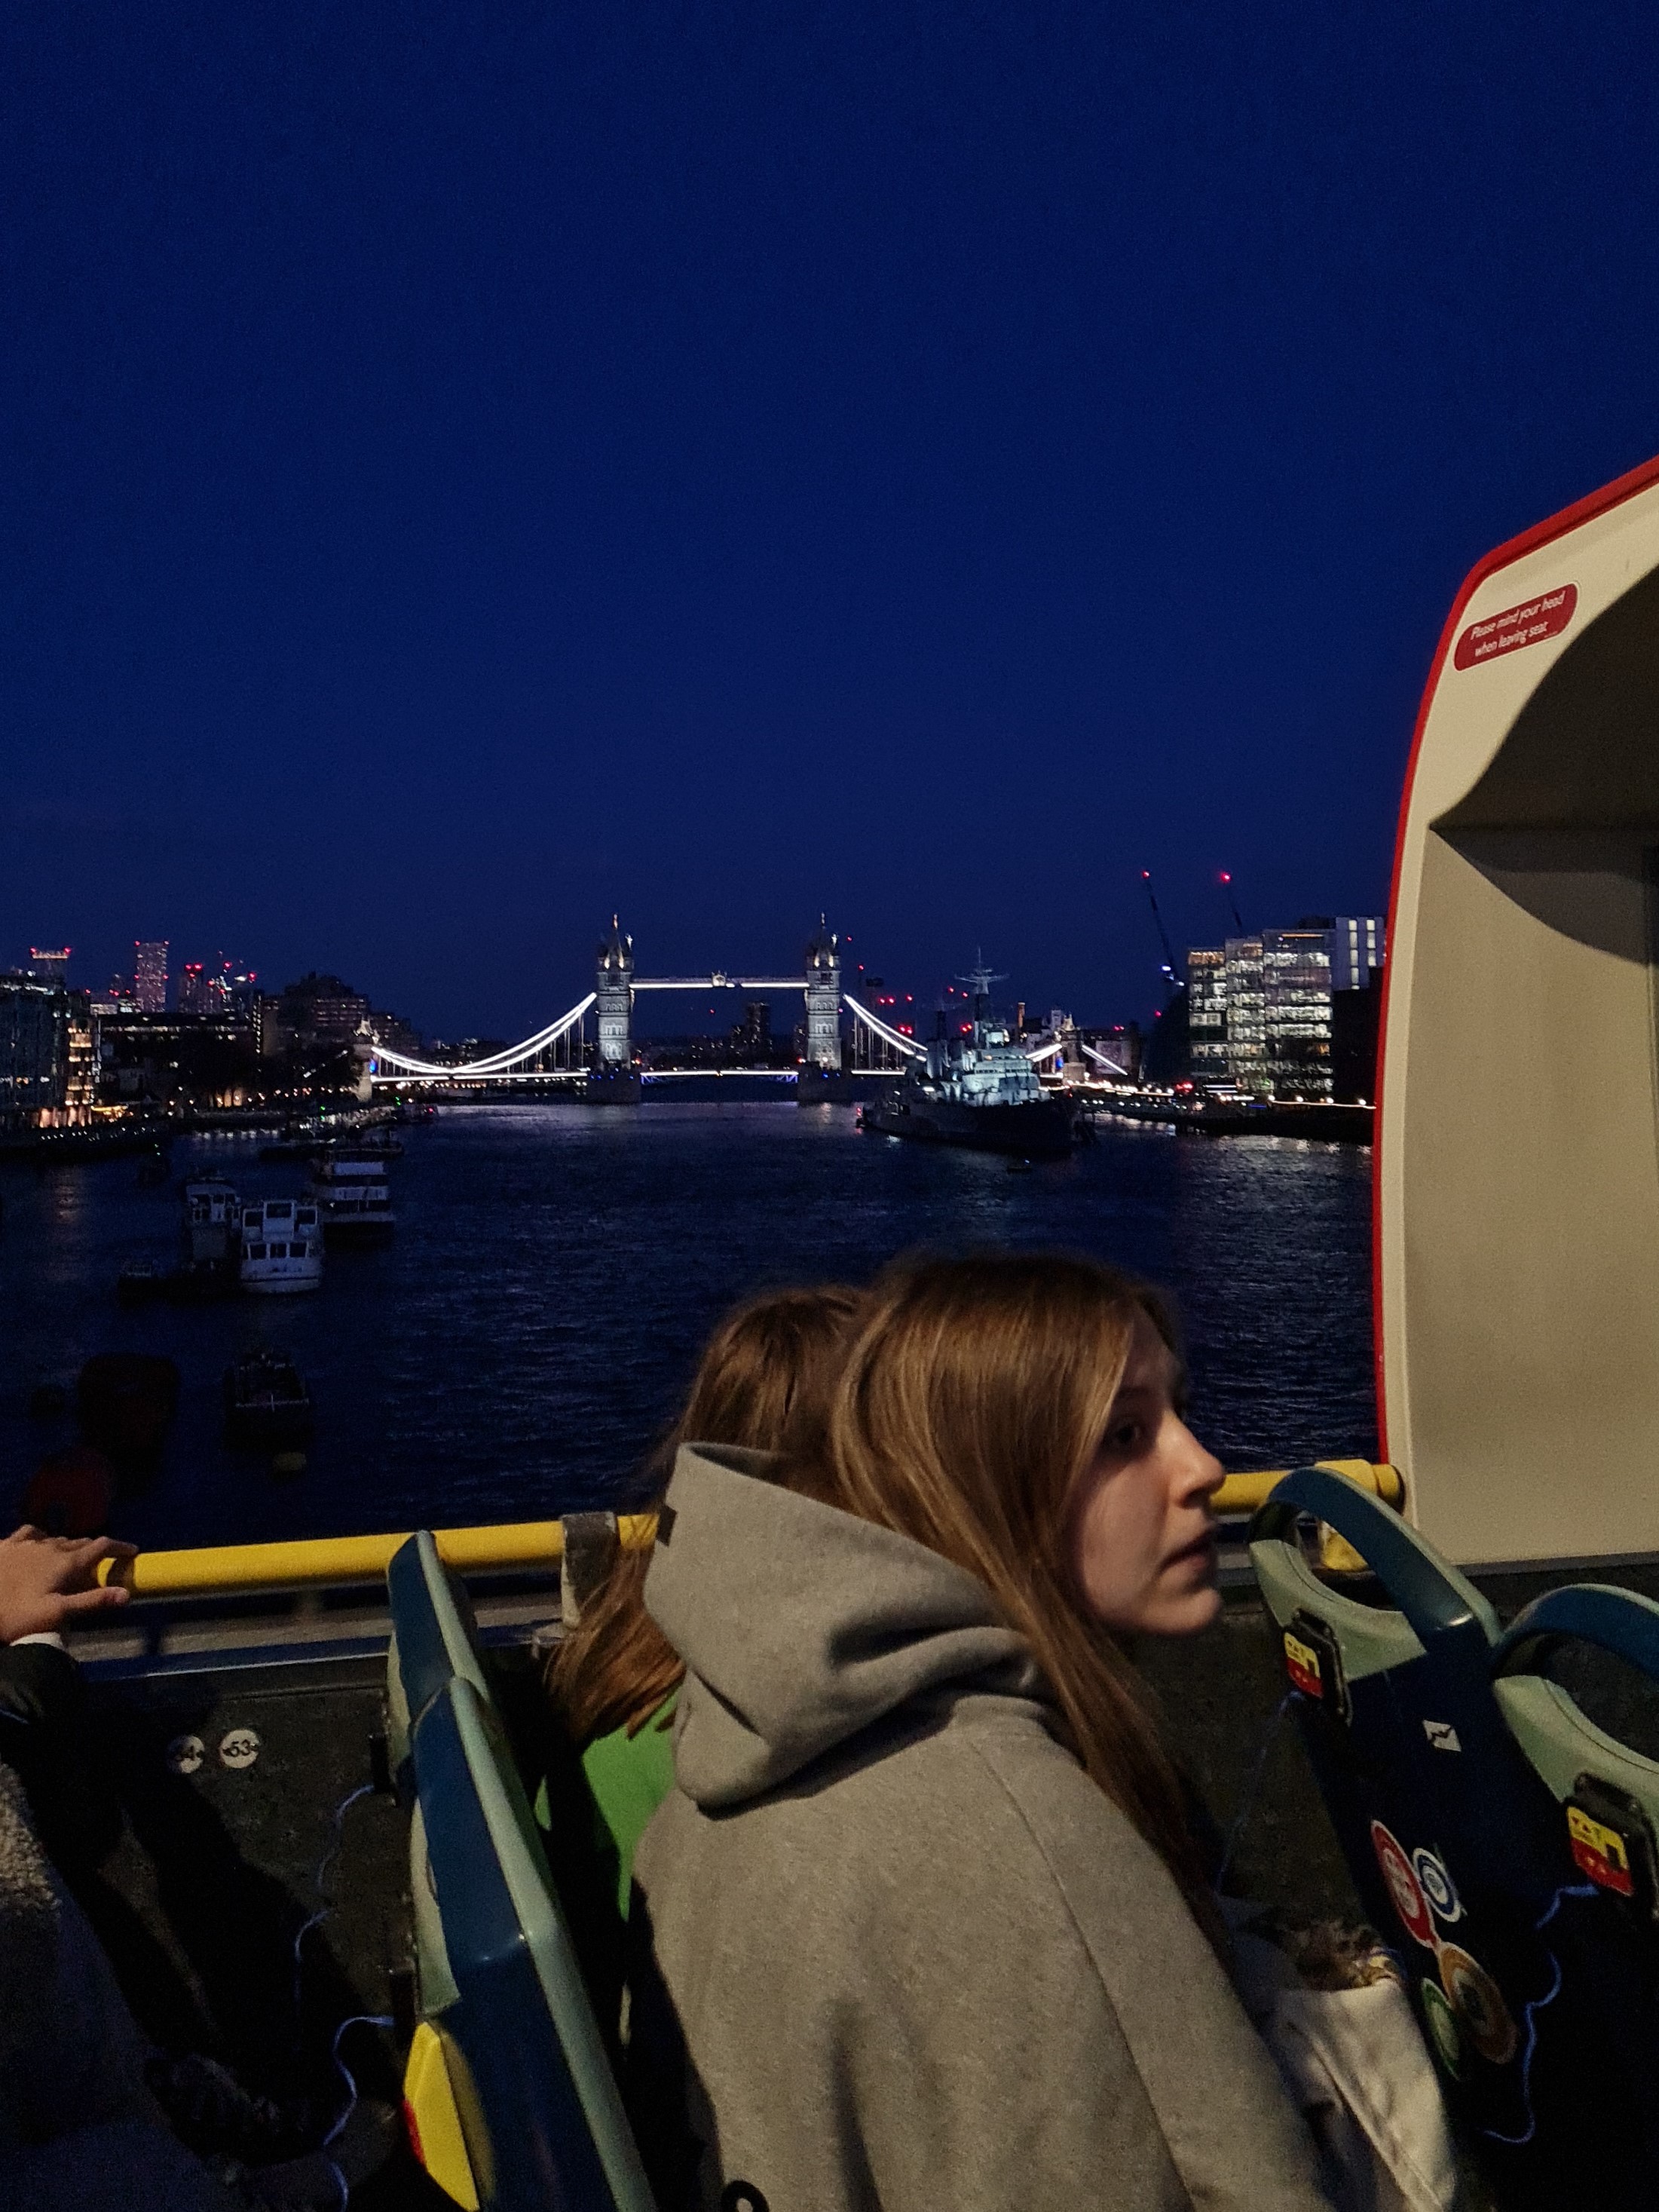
left=96, top=1515, right=660, bottom=1598
left=91, top=1462, right=1402, bottom=1602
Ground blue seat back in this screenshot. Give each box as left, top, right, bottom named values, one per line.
left=386, top=1529, right=494, bottom=1785
left=1251, top=1470, right=1659, bottom=2206
left=410, top=1677, right=656, bottom=2211
left=387, top=1531, right=657, bottom=2212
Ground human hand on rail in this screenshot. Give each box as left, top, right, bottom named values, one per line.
left=0, top=1524, right=135, bottom=1641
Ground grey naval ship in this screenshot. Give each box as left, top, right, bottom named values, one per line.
left=859, top=960, right=1078, bottom=1158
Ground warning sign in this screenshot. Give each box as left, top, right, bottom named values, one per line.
left=1283, top=1629, right=1324, bottom=1699
left=1567, top=1803, right=1636, bottom=1897
left=1453, top=584, right=1577, bottom=671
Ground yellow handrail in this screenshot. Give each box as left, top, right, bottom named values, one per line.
left=95, top=1464, right=1400, bottom=1601
left=1211, top=1457, right=1402, bottom=1517
left=97, top=1514, right=660, bottom=1599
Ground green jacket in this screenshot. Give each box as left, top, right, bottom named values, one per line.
left=582, top=1691, right=678, bottom=1916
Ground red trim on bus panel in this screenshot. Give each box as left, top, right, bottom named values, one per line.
left=1372, top=450, right=1659, bottom=1462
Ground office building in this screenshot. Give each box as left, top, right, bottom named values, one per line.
left=133, top=940, right=169, bottom=1013
left=369, top=1010, right=423, bottom=1058
left=176, top=962, right=209, bottom=1015
left=1186, top=948, right=1228, bottom=1084
left=27, top=948, right=70, bottom=985
left=1333, top=915, right=1385, bottom=993
left=207, top=960, right=259, bottom=1016
left=1262, top=926, right=1335, bottom=1096
left=256, top=973, right=371, bottom=1061
left=1184, top=917, right=1386, bottom=1098
left=64, top=993, right=96, bottom=1120
left=731, top=1000, right=772, bottom=1062
left=1223, top=936, right=1269, bottom=1089
left=0, top=975, right=69, bottom=1126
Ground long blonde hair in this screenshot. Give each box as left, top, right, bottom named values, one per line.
left=800, top=1251, right=1218, bottom=1930
left=547, top=1283, right=865, bottom=1745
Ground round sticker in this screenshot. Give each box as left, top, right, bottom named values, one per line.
left=218, top=1726, right=261, bottom=1772
left=1412, top=1846, right=1462, bottom=1926
left=165, top=1734, right=204, bottom=1775
left=1438, top=1944, right=1517, bottom=2066
left=1371, top=1820, right=1434, bottom=1948
left=1419, top=1978, right=1462, bottom=2078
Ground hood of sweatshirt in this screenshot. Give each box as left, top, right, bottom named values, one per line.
left=643, top=1443, right=1050, bottom=1810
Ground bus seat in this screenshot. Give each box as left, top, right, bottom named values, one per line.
left=387, top=1529, right=494, bottom=1785
left=1250, top=1468, right=1659, bottom=2207
left=407, top=1673, right=656, bottom=2211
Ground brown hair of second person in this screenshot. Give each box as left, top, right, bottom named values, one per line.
left=546, top=1282, right=864, bottom=1745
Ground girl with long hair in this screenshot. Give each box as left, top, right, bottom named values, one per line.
left=629, top=1251, right=1335, bottom=2210
left=544, top=1282, right=862, bottom=1910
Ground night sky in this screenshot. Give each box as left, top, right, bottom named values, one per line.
left=3, top=5, right=1657, bottom=1039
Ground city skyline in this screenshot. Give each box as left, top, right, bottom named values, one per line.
left=5, top=11, right=1657, bottom=1035
left=11, top=888, right=1380, bottom=1042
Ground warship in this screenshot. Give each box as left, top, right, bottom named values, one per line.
left=859, top=960, right=1077, bottom=1157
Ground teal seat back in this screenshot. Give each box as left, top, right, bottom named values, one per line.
left=409, top=1677, right=656, bottom=2211
left=386, top=1529, right=494, bottom=1784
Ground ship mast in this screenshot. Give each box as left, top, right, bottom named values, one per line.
left=956, top=950, right=1007, bottom=1031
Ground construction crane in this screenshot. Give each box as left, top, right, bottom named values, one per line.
left=1140, top=871, right=1177, bottom=987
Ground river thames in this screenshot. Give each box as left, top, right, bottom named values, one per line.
left=0, top=1101, right=1376, bottom=1550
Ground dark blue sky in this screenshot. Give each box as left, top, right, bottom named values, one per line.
left=3, top=3, right=1657, bottom=1037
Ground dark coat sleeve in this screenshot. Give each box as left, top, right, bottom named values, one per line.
left=0, top=1641, right=81, bottom=1745
left=0, top=1643, right=118, bottom=1874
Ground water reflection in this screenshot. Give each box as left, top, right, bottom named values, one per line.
left=0, top=1103, right=1374, bottom=1549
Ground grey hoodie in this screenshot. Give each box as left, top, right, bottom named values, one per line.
left=632, top=1445, right=1331, bottom=2212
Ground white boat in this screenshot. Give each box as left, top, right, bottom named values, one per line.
left=181, top=1178, right=241, bottom=1267
left=306, top=1150, right=396, bottom=1242
left=238, top=1199, right=324, bottom=1295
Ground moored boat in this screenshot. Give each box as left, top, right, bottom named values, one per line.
left=222, top=1350, right=315, bottom=1449
left=238, top=1198, right=324, bottom=1294
left=306, top=1150, right=396, bottom=1242
left=180, top=1176, right=241, bottom=1265
left=116, top=1257, right=168, bottom=1307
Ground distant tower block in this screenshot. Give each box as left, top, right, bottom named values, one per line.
left=595, top=916, right=634, bottom=1068
left=803, top=918, right=842, bottom=1071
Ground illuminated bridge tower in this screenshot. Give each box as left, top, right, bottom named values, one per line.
left=592, top=916, right=640, bottom=1103
left=800, top=918, right=844, bottom=1098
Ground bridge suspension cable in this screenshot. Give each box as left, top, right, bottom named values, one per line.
left=1082, top=1040, right=1131, bottom=1076
left=370, top=993, right=597, bottom=1079
left=842, top=994, right=926, bottom=1059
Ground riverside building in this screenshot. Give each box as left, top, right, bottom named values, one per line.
left=1183, top=917, right=1385, bottom=1098
left=0, top=973, right=69, bottom=1127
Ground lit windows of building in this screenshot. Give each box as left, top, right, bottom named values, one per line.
left=1332, top=915, right=1386, bottom=993
left=64, top=993, right=96, bottom=1121
left=133, top=941, right=169, bottom=1013
left=1263, top=927, right=1334, bottom=1098
left=0, top=974, right=69, bottom=1128
left=1223, top=936, right=1269, bottom=1092
left=27, top=948, right=70, bottom=985
left=1185, top=948, right=1228, bottom=1084
left=176, top=962, right=210, bottom=1015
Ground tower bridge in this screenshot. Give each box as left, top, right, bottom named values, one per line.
left=368, top=917, right=925, bottom=1094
